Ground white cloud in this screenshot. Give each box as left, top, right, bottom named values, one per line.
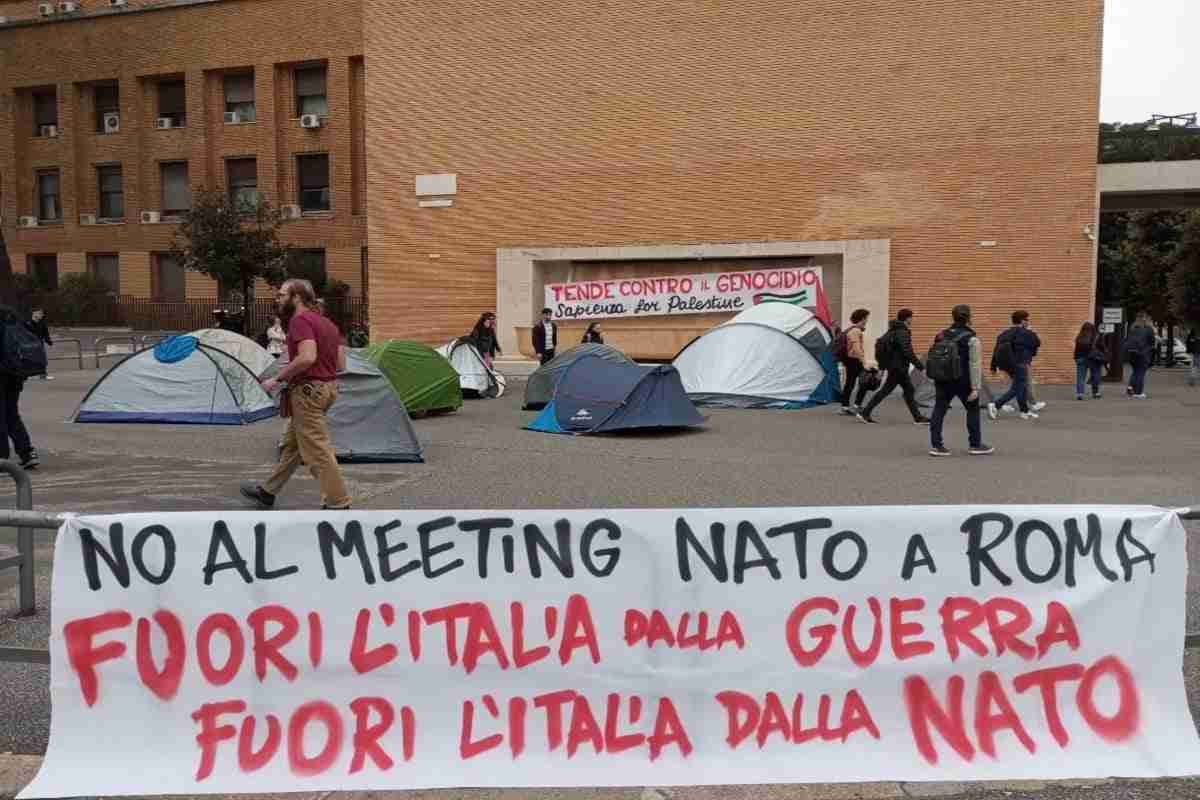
left=1101, top=0, right=1199, bottom=123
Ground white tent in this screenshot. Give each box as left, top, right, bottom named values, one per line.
left=188, top=328, right=275, bottom=376
left=436, top=338, right=508, bottom=398
left=672, top=303, right=839, bottom=409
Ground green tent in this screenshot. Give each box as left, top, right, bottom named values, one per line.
left=360, top=340, right=463, bottom=415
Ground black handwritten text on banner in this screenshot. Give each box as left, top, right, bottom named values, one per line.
left=21, top=507, right=1200, bottom=797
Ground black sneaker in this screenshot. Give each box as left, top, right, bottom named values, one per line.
left=856, top=413, right=878, bottom=424
left=18, top=449, right=39, bottom=470
left=240, top=484, right=276, bottom=509
left=321, top=505, right=351, bottom=510
left=929, top=446, right=951, bottom=457
left=913, top=417, right=931, bottom=426
left=968, top=444, right=996, bottom=456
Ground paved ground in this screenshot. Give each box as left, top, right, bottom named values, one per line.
left=0, top=364, right=1196, bottom=800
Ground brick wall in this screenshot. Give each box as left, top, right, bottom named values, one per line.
left=364, top=0, right=1104, bottom=379
left=1, top=0, right=366, bottom=300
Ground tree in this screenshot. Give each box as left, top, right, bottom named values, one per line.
left=1103, top=210, right=1181, bottom=326
left=1169, top=210, right=1200, bottom=329
left=168, top=188, right=291, bottom=334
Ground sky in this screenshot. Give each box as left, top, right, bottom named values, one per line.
left=1101, top=0, right=1199, bottom=124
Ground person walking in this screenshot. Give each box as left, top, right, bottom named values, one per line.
left=533, top=308, right=558, bottom=365
left=1073, top=322, right=1105, bottom=400
left=1186, top=327, right=1199, bottom=387
left=988, top=310, right=1042, bottom=421
left=0, top=306, right=41, bottom=469
left=857, top=308, right=929, bottom=425
left=241, top=279, right=351, bottom=510
left=470, top=312, right=502, bottom=369
left=264, top=316, right=286, bottom=359
left=582, top=322, right=604, bottom=344
left=1123, top=312, right=1156, bottom=399
left=29, top=309, right=53, bottom=380
left=927, top=304, right=993, bottom=456
left=837, top=308, right=872, bottom=415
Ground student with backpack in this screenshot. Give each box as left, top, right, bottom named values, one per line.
left=0, top=305, right=47, bottom=469
left=1123, top=313, right=1156, bottom=398
left=857, top=308, right=929, bottom=425
left=926, top=304, right=993, bottom=457
left=988, top=310, right=1042, bottom=421
left=835, top=308, right=872, bottom=415
left=1073, top=322, right=1105, bottom=400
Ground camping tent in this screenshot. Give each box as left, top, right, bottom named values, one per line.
left=671, top=303, right=840, bottom=408
left=437, top=338, right=508, bottom=398
left=74, top=336, right=276, bottom=424
left=526, top=355, right=704, bottom=435
left=523, top=343, right=635, bottom=410
left=361, top=340, right=463, bottom=415
left=188, top=328, right=275, bottom=377
left=262, top=350, right=423, bottom=462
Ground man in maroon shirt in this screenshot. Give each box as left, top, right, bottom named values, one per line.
left=241, top=278, right=350, bottom=509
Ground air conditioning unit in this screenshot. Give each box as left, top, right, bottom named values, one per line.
left=155, top=117, right=174, bottom=130
left=0, top=15, right=10, bottom=23
left=58, top=1, right=77, bottom=12
left=280, top=204, right=301, bottom=220
left=18, top=217, right=39, bottom=228
left=110, top=0, right=127, bottom=6
left=38, top=2, right=54, bottom=16
left=80, top=214, right=97, bottom=226
left=141, top=210, right=161, bottom=224
left=223, top=111, right=240, bottom=124
left=103, top=112, right=120, bottom=134
left=39, top=124, right=58, bottom=138
left=299, top=114, right=322, bottom=129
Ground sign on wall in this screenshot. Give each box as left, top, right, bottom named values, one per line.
left=545, top=266, right=825, bottom=321
left=21, top=506, right=1199, bottom=797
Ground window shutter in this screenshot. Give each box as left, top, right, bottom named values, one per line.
left=227, top=159, right=257, bottom=186
left=224, top=74, right=255, bottom=104
left=162, top=163, right=190, bottom=211
left=295, top=67, right=326, bottom=96
left=298, top=155, right=329, bottom=189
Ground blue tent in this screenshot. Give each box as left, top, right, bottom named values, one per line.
left=525, top=355, right=704, bottom=435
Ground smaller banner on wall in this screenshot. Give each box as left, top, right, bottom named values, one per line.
left=545, top=266, right=827, bottom=321
left=19, top=506, right=1200, bottom=797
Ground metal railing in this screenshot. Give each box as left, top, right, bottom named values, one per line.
left=47, top=337, right=84, bottom=371
left=92, top=335, right=139, bottom=369
left=0, top=464, right=36, bottom=617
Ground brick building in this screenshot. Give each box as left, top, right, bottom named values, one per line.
left=0, top=0, right=366, bottom=303
left=3, top=0, right=1105, bottom=378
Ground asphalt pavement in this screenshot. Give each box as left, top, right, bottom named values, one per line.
left=0, top=364, right=1196, bottom=800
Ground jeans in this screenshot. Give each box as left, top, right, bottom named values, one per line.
left=1128, top=356, right=1149, bottom=395
left=539, top=350, right=556, bottom=366
left=1075, top=357, right=1102, bottom=396
left=860, top=368, right=922, bottom=420
left=993, top=364, right=1030, bottom=413
left=0, top=377, right=32, bottom=461
left=930, top=381, right=982, bottom=449
left=840, top=358, right=870, bottom=408
left=264, top=381, right=350, bottom=508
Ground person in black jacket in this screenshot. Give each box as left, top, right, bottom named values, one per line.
left=1185, top=327, right=1199, bottom=387
left=857, top=309, right=929, bottom=425
left=532, top=308, right=558, bottom=365
left=1123, top=313, right=1156, bottom=398
left=469, top=312, right=501, bottom=368
left=0, top=306, right=38, bottom=469
left=988, top=310, right=1042, bottom=420
left=581, top=322, right=604, bottom=345
left=29, top=308, right=53, bottom=380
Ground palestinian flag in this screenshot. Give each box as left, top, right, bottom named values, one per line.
left=752, top=283, right=833, bottom=327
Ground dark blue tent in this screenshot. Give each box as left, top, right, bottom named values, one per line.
left=525, top=355, right=704, bottom=435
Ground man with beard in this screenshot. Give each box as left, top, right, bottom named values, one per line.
left=241, top=278, right=350, bottom=509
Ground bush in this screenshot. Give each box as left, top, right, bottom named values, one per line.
left=54, top=273, right=116, bottom=325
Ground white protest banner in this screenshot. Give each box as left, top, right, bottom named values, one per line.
left=545, top=266, right=824, bottom=320
left=22, top=506, right=1200, bottom=797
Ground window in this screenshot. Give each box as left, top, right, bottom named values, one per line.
left=157, top=80, right=186, bottom=127
left=154, top=255, right=186, bottom=302
left=95, top=82, right=119, bottom=133
left=295, top=66, right=327, bottom=117
left=160, top=162, right=190, bottom=217
left=98, top=165, right=124, bottom=219
left=33, top=90, right=57, bottom=135
left=90, top=254, right=120, bottom=294
left=29, top=255, right=59, bottom=291
left=36, top=170, right=60, bottom=222
left=297, top=154, right=330, bottom=212
left=223, top=73, right=256, bottom=122
left=226, top=158, right=258, bottom=211
left=289, top=249, right=327, bottom=290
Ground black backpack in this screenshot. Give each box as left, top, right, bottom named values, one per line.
left=926, top=330, right=968, bottom=383
left=831, top=330, right=850, bottom=361
left=0, top=319, right=48, bottom=378
left=875, top=330, right=896, bottom=366
left=992, top=328, right=1018, bottom=373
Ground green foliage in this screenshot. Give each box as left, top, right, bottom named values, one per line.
left=168, top=188, right=291, bottom=331
left=55, top=273, right=116, bottom=324
left=1102, top=209, right=1200, bottom=329
left=1168, top=210, right=1200, bottom=328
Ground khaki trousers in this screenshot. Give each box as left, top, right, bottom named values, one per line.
left=263, top=381, right=350, bottom=508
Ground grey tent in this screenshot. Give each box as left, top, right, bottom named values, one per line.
left=523, top=344, right=635, bottom=410
left=263, top=350, right=423, bottom=463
